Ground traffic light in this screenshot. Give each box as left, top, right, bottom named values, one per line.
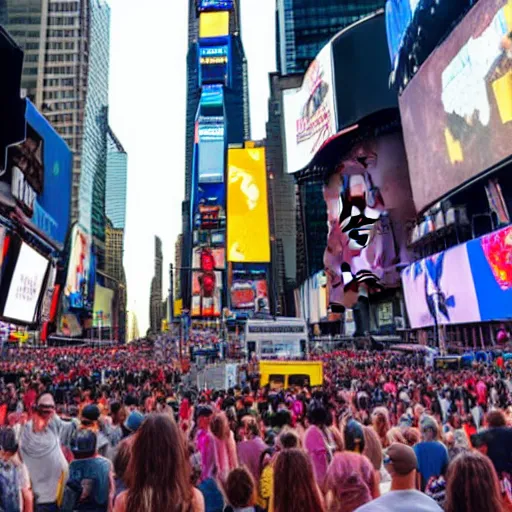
left=0, top=26, right=26, bottom=172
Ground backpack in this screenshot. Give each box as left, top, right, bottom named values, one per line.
left=0, top=461, right=21, bottom=512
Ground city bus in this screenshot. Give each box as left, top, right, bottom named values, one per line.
left=244, top=317, right=308, bottom=360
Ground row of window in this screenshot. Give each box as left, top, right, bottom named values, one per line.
left=48, top=2, right=80, bottom=13
left=9, top=30, right=40, bottom=39
left=44, top=89, right=76, bottom=100
left=46, top=53, right=77, bottom=63
left=24, top=54, right=38, bottom=63
left=45, top=113, right=73, bottom=123
left=45, top=65, right=76, bottom=74
left=44, top=77, right=75, bottom=87
left=47, top=41, right=75, bottom=50
left=47, top=29, right=78, bottom=38
left=6, top=16, right=41, bottom=25
left=46, top=100, right=78, bottom=111
left=47, top=16, right=77, bottom=26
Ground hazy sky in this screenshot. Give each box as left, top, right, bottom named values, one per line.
left=108, top=0, right=276, bottom=334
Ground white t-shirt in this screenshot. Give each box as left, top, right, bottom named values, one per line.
left=355, top=490, right=443, bottom=512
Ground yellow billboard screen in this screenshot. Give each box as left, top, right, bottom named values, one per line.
left=199, top=11, right=229, bottom=38
left=227, top=147, right=270, bottom=263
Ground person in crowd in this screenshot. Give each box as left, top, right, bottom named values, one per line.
left=196, top=406, right=215, bottom=482
left=355, top=443, right=442, bottom=512
left=237, top=415, right=267, bottom=482
left=122, top=410, right=144, bottom=439
left=224, top=467, right=257, bottom=512
left=210, top=411, right=238, bottom=482
left=61, top=429, right=113, bottom=512
left=112, top=438, right=132, bottom=503
left=80, top=405, right=111, bottom=457
left=371, top=407, right=391, bottom=449
left=273, top=449, right=325, bottom=512
left=0, top=426, right=33, bottom=512
left=20, top=393, right=69, bottom=512
left=444, top=451, right=506, bottom=512
left=114, top=413, right=204, bottom=512
left=324, top=451, right=377, bottom=512
left=413, top=415, right=449, bottom=491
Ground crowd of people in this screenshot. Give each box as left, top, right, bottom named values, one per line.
left=0, top=342, right=510, bottom=511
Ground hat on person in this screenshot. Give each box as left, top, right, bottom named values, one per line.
left=124, top=411, right=145, bottom=433
left=384, top=443, right=418, bottom=475
left=398, top=414, right=413, bottom=428
left=70, top=429, right=97, bottom=456
left=81, top=404, right=100, bottom=423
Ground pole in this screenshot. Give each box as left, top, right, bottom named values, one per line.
left=169, top=263, right=174, bottom=324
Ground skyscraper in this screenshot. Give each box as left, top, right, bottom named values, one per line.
left=1, top=0, right=111, bottom=248
left=106, top=127, right=127, bottom=230
left=149, top=236, right=163, bottom=333
left=181, top=0, right=251, bottom=310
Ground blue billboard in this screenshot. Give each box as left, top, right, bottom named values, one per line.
left=0, top=100, right=72, bottom=246
left=199, top=41, right=230, bottom=85
left=200, top=85, right=224, bottom=108
left=191, top=181, right=226, bottom=234
left=198, top=116, right=225, bottom=184
left=197, top=0, right=233, bottom=11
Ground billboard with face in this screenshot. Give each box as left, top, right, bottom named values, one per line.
left=399, top=0, right=512, bottom=212
left=227, top=147, right=270, bottom=263
left=192, top=247, right=225, bottom=269
left=191, top=270, right=222, bottom=317
left=283, top=44, right=336, bottom=174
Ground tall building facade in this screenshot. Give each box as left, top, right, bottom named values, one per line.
left=269, top=0, right=386, bottom=311
left=174, top=233, right=183, bottom=300
left=181, top=0, right=251, bottom=311
left=1, top=0, right=111, bottom=249
left=149, top=236, right=163, bottom=333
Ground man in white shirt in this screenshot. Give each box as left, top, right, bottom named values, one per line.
left=355, top=443, right=442, bottom=512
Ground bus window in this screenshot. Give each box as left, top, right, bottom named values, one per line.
left=269, top=374, right=285, bottom=390
left=288, top=374, right=310, bottom=388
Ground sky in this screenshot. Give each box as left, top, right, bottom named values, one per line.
left=108, top=0, right=277, bottom=334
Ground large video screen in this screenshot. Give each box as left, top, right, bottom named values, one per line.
left=198, top=0, right=233, bottom=11
left=93, top=284, right=114, bottom=328
left=199, top=11, right=229, bottom=38
left=64, top=225, right=92, bottom=310
left=399, top=0, right=512, bottom=212
left=231, top=277, right=269, bottom=311
left=191, top=270, right=222, bottom=317
left=283, top=43, right=336, bottom=174
left=192, top=247, right=225, bottom=269
left=198, top=117, right=225, bottom=183
left=199, top=43, right=229, bottom=85
left=227, top=148, right=270, bottom=263
left=3, top=243, right=48, bottom=324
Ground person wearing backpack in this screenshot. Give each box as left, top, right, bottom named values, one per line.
left=0, top=426, right=33, bottom=512
left=61, top=429, right=113, bottom=512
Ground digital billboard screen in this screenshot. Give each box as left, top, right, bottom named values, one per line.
left=399, top=0, right=512, bottom=212
left=199, top=11, right=229, bottom=38
left=191, top=270, right=222, bottom=317
left=199, top=43, right=229, bottom=85
left=227, top=148, right=270, bottom=263
left=198, top=0, right=233, bottom=11
left=3, top=242, right=48, bottom=324
left=198, top=117, right=225, bottom=184
left=192, top=247, right=225, bottom=269
left=200, top=84, right=224, bottom=108
left=231, top=277, right=269, bottom=311
left=93, top=284, right=114, bottom=328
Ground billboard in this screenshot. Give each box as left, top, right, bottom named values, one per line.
left=200, top=84, right=224, bottom=108
left=283, top=43, right=336, bottom=174
left=64, top=225, right=93, bottom=310
left=399, top=0, right=512, bottom=212
left=197, top=0, right=233, bottom=11
left=199, top=42, right=229, bottom=85
left=402, top=224, right=512, bottom=328
left=92, top=284, right=114, bottom=328
left=199, top=11, right=229, bottom=38
left=191, top=270, right=222, bottom=317
left=197, top=117, right=225, bottom=183
left=192, top=182, right=226, bottom=231
left=227, top=147, right=270, bottom=263
left=231, top=275, right=269, bottom=312
left=192, top=247, right=225, bottom=269
left=3, top=242, right=48, bottom=324
left=0, top=100, right=72, bottom=245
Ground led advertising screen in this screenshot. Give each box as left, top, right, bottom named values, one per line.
left=402, top=224, right=512, bottom=328
left=198, top=0, right=233, bottom=11
left=64, top=225, right=92, bottom=310
left=93, top=284, right=114, bottom=328
left=399, top=0, right=512, bottom=212
left=227, top=147, right=270, bottom=263
left=231, top=277, right=269, bottom=311
left=199, top=11, right=229, bottom=38
left=200, top=84, right=224, bottom=108
left=198, top=117, right=225, bottom=183
left=192, top=247, right=225, bottom=269
left=192, top=182, right=226, bottom=231
left=199, top=43, right=229, bottom=85
left=283, top=43, right=336, bottom=174
left=191, top=270, right=222, bottom=317
left=3, top=242, right=48, bottom=324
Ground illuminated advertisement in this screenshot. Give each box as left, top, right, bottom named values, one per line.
left=92, top=284, right=114, bottom=328
left=199, top=11, right=229, bottom=38
left=1, top=100, right=72, bottom=245
left=200, top=84, right=224, bottom=108
left=283, top=43, right=335, bottom=174
left=192, top=270, right=222, bottom=317
left=193, top=247, right=225, bottom=269
left=402, top=225, right=512, bottom=328
left=192, top=182, right=225, bottom=231
left=3, top=242, right=49, bottom=324
left=399, top=0, right=512, bottom=212
left=198, top=0, right=233, bottom=11
left=197, top=116, right=225, bottom=183
left=231, top=277, right=269, bottom=311
left=227, top=147, right=270, bottom=263
left=64, top=225, right=92, bottom=310
left=199, top=42, right=229, bottom=85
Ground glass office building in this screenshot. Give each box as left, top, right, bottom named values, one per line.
left=106, top=127, right=127, bottom=230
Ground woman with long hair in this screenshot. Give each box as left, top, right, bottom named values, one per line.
left=445, top=451, right=505, bottom=512
left=210, top=411, right=238, bottom=482
left=273, top=449, right=325, bottom=512
left=371, top=407, right=391, bottom=449
left=114, top=414, right=204, bottom=512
